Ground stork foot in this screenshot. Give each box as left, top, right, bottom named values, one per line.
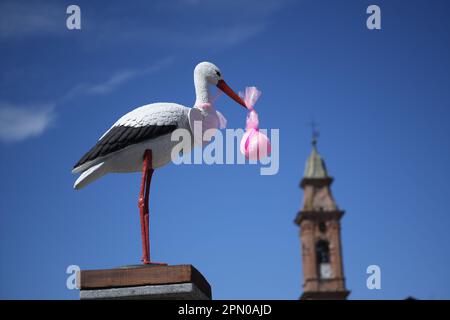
left=142, top=261, right=168, bottom=266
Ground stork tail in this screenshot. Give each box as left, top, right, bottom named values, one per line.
left=73, top=162, right=106, bottom=190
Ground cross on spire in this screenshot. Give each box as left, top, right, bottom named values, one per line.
left=309, top=120, right=319, bottom=146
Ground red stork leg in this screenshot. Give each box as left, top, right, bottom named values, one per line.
left=143, top=154, right=153, bottom=263
left=138, top=149, right=166, bottom=265
left=138, top=150, right=151, bottom=264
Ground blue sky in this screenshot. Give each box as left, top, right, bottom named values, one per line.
left=1, top=0, right=450, bottom=299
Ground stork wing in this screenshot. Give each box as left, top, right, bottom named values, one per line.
left=73, top=103, right=188, bottom=172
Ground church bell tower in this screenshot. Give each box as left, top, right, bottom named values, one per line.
left=294, top=135, right=350, bottom=300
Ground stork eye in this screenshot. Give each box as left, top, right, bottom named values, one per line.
left=215, top=70, right=221, bottom=77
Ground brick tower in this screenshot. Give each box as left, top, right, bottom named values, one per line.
left=294, top=136, right=350, bottom=300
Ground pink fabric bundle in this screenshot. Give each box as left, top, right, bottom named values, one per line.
left=239, top=87, right=271, bottom=160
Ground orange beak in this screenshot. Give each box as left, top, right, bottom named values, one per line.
left=216, top=79, right=247, bottom=109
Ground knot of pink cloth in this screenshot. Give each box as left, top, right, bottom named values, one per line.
left=195, top=102, right=212, bottom=110
left=194, top=102, right=227, bottom=129
left=239, top=87, right=271, bottom=160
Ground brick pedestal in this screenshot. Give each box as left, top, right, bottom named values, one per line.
left=78, top=264, right=211, bottom=300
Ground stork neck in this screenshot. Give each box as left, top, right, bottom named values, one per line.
left=194, top=77, right=211, bottom=106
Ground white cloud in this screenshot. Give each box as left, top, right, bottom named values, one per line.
left=0, top=0, right=292, bottom=143
left=179, top=23, right=266, bottom=48
left=86, top=56, right=174, bottom=95
left=87, top=70, right=137, bottom=95
left=0, top=104, right=55, bottom=143
left=0, top=57, right=174, bottom=143
left=86, top=0, right=293, bottom=50
left=92, top=25, right=266, bottom=52
left=0, top=0, right=293, bottom=50
left=0, top=1, right=62, bottom=39
left=62, top=56, right=175, bottom=100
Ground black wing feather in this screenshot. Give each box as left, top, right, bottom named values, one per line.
left=74, top=124, right=177, bottom=169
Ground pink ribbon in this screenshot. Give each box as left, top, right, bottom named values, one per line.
left=239, top=87, right=271, bottom=160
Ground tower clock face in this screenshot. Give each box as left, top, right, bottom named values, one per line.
left=320, top=263, right=332, bottom=279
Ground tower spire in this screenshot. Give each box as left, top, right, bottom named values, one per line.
left=304, top=122, right=328, bottom=179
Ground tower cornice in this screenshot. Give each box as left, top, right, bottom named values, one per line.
left=294, top=210, right=345, bottom=226
left=300, top=290, right=351, bottom=300
left=300, top=176, right=334, bottom=189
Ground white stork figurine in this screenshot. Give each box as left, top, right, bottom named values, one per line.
left=73, top=61, right=247, bottom=264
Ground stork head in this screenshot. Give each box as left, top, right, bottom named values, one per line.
left=194, top=61, right=247, bottom=109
